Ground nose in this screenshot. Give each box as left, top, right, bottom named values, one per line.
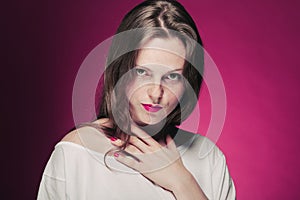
left=147, top=84, right=164, bottom=104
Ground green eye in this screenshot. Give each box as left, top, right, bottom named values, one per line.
left=167, top=73, right=181, bottom=81
left=136, top=68, right=146, bottom=76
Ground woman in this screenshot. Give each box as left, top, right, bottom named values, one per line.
left=37, top=0, right=236, bottom=199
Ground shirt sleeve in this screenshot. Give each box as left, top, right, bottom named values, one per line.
left=37, top=146, right=66, bottom=200
left=212, top=153, right=236, bottom=200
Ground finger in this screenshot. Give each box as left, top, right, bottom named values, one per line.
left=158, top=139, right=167, bottom=147
left=110, top=135, right=150, bottom=153
left=125, top=143, right=143, bottom=155
left=128, top=136, right=149, bottom=153
left=166, top=134, right=177, bottom=150
left=110, top=137, right=124, bottom=147
left=129, top=132, right=162, bottom=153
left=114, top=150, right=141, bottom=170
left=131, top=124, right=160, bottom=147
left=130, top=124, right=151, bottom=139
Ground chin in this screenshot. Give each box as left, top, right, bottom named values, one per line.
left=135, top=119, right=160, bottom=126
left=134, top=116, right=167, bottom=127
left=131, top=109, right=170, bottom=126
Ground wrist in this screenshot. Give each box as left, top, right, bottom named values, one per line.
left=171, top=170, right=194, bottom=192
left=170, top=171, right=208, bottom=200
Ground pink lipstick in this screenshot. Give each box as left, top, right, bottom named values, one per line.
left=142, top=104, right=163, bottom=112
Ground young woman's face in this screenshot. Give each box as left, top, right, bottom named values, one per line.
left=126, top=37, right=186, bottom=125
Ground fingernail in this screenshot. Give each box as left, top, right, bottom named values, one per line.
left=110, top=137, right=117, bottom=141
left=113, top=152, right=119, bottom=157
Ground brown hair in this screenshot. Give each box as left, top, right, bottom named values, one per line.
left=81, top=0, right=204, bottom=161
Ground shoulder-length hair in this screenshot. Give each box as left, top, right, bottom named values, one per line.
left=86, top=0, right=204, bottom=150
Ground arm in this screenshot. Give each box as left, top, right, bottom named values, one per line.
left=170, top=169, right=208, bottom=200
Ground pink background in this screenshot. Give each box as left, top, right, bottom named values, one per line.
left=3, top=0, right=300, bottom=199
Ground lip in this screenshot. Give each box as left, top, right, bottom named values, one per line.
left=142, top=104, right=163, bottom=112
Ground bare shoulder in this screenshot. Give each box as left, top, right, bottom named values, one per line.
left=61, top=128, right=83, bottom=145
left=61, top=118, right=112, bottom=146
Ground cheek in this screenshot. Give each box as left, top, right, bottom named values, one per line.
left=164, top=85, right=185, bottom=105
left=126, top=83, right=145, bottom=103
left=125, top=75, right=151, bottom=99
left=125, top=81, right=137, bottom=100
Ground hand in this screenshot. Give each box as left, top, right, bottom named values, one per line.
left=110, top=124, right=190, bottom=192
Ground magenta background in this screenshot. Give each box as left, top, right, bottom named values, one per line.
left=2, top=0, right=300, bottom=199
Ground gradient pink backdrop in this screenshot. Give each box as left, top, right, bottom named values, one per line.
left=3, top=0, right=300, bottom=199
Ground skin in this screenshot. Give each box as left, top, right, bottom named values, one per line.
left=112, top=38, right=208, bottom=200
left=62, top=37, right=208, bottom=199
left=125, top=37, right=186, bottom=126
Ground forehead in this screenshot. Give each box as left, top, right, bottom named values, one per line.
left=136, top=38, right=186, bottom=70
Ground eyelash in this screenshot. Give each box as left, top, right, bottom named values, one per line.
left=135, top=68, right=147, bottom=76
left=135, top=68, right=182, bottom=81
left=165, top=73, right=182, bottom=81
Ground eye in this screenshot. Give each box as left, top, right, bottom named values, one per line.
left=166, top=73, right=182, bottom=81
left=135, top=68, right=146, bottom=76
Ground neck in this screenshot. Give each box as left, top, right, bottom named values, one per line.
left=137, top=122, right=178, bottom=142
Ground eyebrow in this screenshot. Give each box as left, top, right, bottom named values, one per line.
left=136, top=65, right=183, bottom=72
